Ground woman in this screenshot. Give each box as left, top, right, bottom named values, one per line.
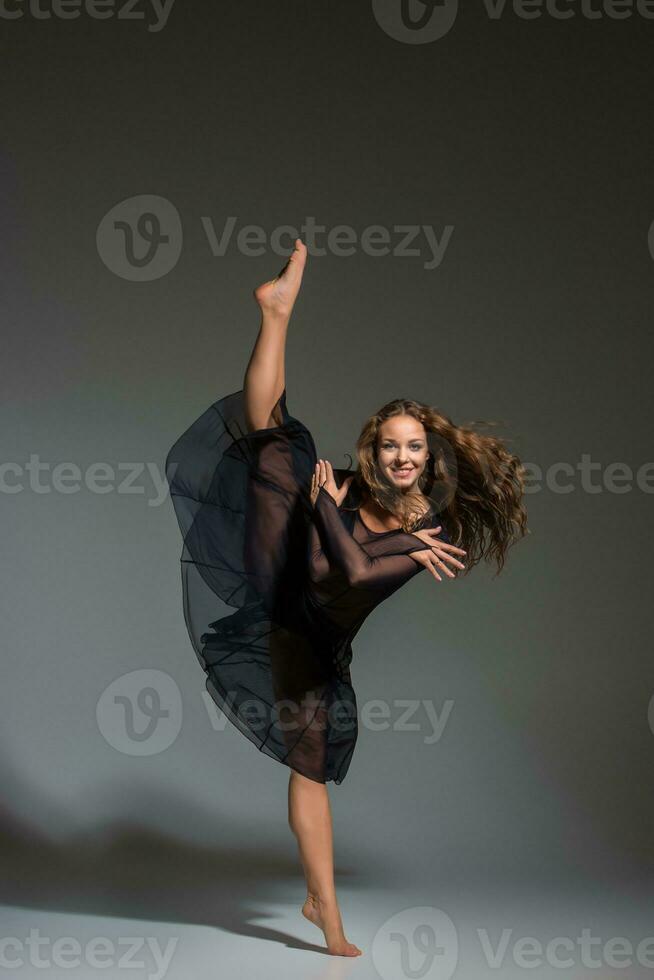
left=165, top=239, right=528, bottom=957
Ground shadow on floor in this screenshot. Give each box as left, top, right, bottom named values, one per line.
left=0, top=748, right=361, bottom=955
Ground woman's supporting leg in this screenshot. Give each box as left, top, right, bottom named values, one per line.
left=288, top=770, right=362, bottom=957
left=243, top=238, right=307, bottom=433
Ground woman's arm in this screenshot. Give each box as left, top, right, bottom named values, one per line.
left=308, top=527, right=333, bottom=584
left=308, top=487, right=429, bottom=589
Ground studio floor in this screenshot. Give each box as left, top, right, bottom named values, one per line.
left=2, top=877, right=653, bottom=980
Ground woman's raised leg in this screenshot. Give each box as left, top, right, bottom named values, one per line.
left=243, top=238, right=307, bottom=433
left=288, top=770, right=362, bottom=957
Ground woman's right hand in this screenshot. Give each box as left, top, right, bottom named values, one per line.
left=310, top=459, right=353, bottom=507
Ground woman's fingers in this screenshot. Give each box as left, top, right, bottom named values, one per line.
left=425, top=554, right=442, bottom=582
left=426, top=530, right=466, bottom=556
left=413, top=550, right=443, bottom=582
left=317, top=458, right=333, bottom=484
left=413, top=529, right=466, bottom=571
left=433, top=548, right=465, bottom=570
left=433, top=554, right=456, bottom=578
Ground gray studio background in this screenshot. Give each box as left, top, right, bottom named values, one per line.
left=1, top=0, right=653, bottom=974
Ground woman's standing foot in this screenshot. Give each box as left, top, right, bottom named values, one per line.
left=302, top=892, right=363, bottom=957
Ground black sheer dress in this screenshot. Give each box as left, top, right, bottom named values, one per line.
left=165, top=386, right=450, bottom=785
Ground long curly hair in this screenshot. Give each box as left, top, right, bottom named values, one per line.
left=339, top=396, right=529, bottom=577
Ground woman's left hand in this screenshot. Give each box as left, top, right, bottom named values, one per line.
left=409, top=528, right=467, bottom=577
left=311, top=459, right=353, bottom=507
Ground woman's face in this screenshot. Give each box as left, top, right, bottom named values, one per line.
left=376, top=415, right=429, bottom=492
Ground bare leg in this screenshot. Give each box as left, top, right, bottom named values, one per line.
left=244, top=240, right=360, bottom=956
left=288, top=770, right=362, bottom=957
left=243, top=238, right=307, bottom=432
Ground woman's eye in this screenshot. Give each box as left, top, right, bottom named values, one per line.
left=383, top=445, right=422, bottom=451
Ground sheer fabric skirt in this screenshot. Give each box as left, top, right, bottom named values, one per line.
left=165, top=387, right=357, bottom=784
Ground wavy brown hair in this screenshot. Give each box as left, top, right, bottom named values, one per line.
left=339, top=396, right=529, bottom=576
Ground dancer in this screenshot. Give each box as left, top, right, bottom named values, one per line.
left=165, top=239, right=527, bottom=956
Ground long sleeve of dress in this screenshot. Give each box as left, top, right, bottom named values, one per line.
left=309, top=487, right=430, bottom=589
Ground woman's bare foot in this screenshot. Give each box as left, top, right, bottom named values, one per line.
left=302, top=893, right=363, bottom=957
left=253, top=238, right=307, bottom=320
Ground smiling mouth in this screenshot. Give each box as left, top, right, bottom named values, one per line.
left=392, top=468, right=414, bottom=476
